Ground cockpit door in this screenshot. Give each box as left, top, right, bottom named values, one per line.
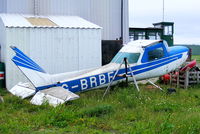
left=140, top=42, right=169, bottom=78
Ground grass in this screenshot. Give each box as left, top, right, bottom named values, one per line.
left=192, top=55, right=200, bottom=63
left=1, top=83, right=200, bottom=134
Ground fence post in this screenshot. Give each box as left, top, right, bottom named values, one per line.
left=170, top=73, right=172, bottom=85
left=177, top=72, right=179, bottom=88
left=184, top=71, right=189, bottom=89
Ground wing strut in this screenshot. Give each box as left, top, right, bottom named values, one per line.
left=146, top=80, right=163, bottom=91
left=126, top=59, right=140, bottom=91
left=103, top=57, right=140, bottom=98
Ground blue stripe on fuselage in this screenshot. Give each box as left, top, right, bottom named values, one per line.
left=36, top=53, right=183, bottom=92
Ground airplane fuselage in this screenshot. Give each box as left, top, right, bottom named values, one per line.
left=9, top=40, right=189, bottom=106
left=36, top=45, right=188, bottom=93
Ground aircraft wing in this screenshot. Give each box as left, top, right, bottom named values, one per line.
left=30, top=87, right=80, bottom=107
left=9, top=83, right=36, bottom=99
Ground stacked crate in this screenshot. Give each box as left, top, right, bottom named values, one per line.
left=170, top=68, right=200, bottom=89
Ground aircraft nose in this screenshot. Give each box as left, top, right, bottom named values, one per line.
left=168, top=45, right=189, bottom=56
left=181, top=46, right=190, bottom=57
left=182, top=46, right=189, bottom=55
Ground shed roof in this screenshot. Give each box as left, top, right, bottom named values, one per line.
left=0, top=14, right=101, bottom=29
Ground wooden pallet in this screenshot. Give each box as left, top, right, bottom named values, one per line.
left=170, top=71, right=200, bottom=89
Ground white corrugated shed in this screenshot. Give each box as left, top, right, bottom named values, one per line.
left=0, top=0, right=129, bottom=43
left=0, top=14, right=102, bottom=89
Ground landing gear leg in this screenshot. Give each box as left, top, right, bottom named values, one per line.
left=147, top=79, right=163, bottom=91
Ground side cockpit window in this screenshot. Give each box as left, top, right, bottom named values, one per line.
left=141, top=42, right=168, bottom=63
left=148, top=47, right=164, bottom=61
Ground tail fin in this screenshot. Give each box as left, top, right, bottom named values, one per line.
left=11, top=46, right=53, bottom=88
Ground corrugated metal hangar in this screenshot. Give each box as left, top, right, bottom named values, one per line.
left=0, top=0, right=129, bottom=89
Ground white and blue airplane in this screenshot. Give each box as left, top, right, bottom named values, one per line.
left=9, top=40, right=189, bottom=106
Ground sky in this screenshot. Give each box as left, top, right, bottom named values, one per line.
left=129, top=0, right=200, bottom=44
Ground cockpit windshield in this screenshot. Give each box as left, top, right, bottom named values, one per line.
left=111, top=52, right=140, bottom=64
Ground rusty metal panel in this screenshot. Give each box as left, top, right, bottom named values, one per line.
left=26, top=17, right=58, bottom=27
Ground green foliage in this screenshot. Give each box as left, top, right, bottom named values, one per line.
left=79, top=104, right=113, bottom=117
left=192, top=55, right=200, bottom=63
left=153, top=101, right=180, bottom=112
left=1, top=84, right=200, bottom=133
left=44, top=106, right=76, bottom=128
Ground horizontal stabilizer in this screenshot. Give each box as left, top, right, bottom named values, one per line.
left=9, top=83, right=36, bottom=99
left=30, top=87, right=80, bottom=107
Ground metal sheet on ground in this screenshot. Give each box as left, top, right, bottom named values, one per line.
left=31, top=87, right=79, bottom=106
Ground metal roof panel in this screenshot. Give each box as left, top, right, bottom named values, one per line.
left=0, top=14, right=101, bottom=29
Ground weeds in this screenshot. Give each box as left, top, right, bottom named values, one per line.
left=1, top=83, right=200, bottom=133
left=79, top=104, right=114, bottom=117
left=153, top=101, right=180, bottom=112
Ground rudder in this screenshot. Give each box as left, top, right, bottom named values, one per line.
left=11, top=46, right=53, bottom=88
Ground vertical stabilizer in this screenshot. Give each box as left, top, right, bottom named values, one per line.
left=11, top=46, right=53, bottom=88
